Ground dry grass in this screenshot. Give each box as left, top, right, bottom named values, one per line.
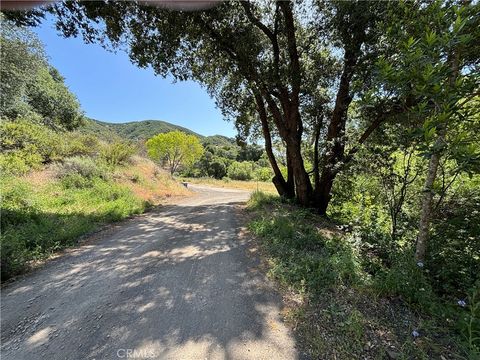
left=23, top=168, right=55, bottom=187
left=180, top=177, right=277, bottom=194
left=117, top=156, right=191, bottom=204
left=24, top=156, right=191, bottom=204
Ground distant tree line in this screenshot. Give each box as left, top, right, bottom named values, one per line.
left=144, top=129, right=275, bottom=181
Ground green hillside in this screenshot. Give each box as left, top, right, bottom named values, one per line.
left=81, top=118, right=236, bottom=145
left=82, top=118, right=202, bottom=141
left=203, top=134, right=236, bottom=147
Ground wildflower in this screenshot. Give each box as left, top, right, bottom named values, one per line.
left=457, top=300, right=467, bottom=307
left=416, top=261, right=424, bottom=268
left=412, top=330, right=420, bottom=338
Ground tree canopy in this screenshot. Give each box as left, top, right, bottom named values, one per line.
left=146, top=131, right=204, bottom=175
left=12, top=0, right=475, bottom=211
left=0, top=18, right=83, bottom=130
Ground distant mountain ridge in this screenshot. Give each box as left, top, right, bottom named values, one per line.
left=81, top=118, right=235, bottom=145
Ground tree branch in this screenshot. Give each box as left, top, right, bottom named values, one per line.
left=278, top=1, right=301, bottom=100
left=241, top=1, right=285, bottom=95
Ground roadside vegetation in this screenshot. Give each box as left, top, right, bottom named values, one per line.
left=181, top=177, right=277, bottom=194
left=181, top=137, right=276, bottom=183
left=0, top=135, right=189, bottom=281
left=247, top=185, right=479, bottom=359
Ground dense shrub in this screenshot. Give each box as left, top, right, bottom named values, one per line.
left=100, top=141, right=135, bottom=166
left=0, top=149, right=43, bottom=174
left=0, top=119, right=60, bottom=174
left=206, top=156, right=228, bottom=179
left=227, top=161, right=254, bottom=181
left=427, top=178, right=480, bottom=298
left=327, top=166, right=480, bottom=355
left=254, top=167, right=273, bottom=182
left=54, top=156, right=108, bottom=180
left=60, top=132, right=100, bottom=157
left=0, top=119, right=100, bottom=175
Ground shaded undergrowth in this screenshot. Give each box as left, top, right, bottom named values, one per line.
left=246, top=191, right=478, bottom=359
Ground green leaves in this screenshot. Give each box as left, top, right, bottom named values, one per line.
left=0, top=21, right=83, bottom=130
left=404, top=36, right=418, bottom=49
left=146, top=131, right=204, bottom=174
left=424, top=126, right=437, bottom=142
left=424, top=30, right=437, bottom=47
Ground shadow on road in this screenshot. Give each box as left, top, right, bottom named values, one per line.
left=1, top=194, right=299, bottom=359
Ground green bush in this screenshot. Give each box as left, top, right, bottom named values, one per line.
left=208, top=156, right=228, bottom=179
left=0, top=177, right=37, bottom=228
left=54, top=156, right=108, bottom=181
left=60, top=173, right=92, bottom=189
left=427, top=178, right=480, bottom=298
left=0, top=119, right=60, bottom=174
left=0, top=119, right=105, bottom=175
left=100, top=141, right=135, bottom=166
left=60, top=132, right=101, bottom=157
left=227, top=161, right=254, bottom=181
left=0, top=149, right=43, bottom=174
left=254, top=166, right=273, bottom=182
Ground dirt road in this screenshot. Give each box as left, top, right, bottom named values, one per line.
left=1, top=185, right=300, bottom=360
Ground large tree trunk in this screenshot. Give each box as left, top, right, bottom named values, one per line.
left=315, top=173, right=335, bottom=215
left=284, top=105, right=313, bottom=206
left=279, top=1, right=313, bottom=206
left=254, top=93, right=294, bottom=198
left=287, top=134, right=312, bottom=206
left=263, top=92, right=311, bottom=205
left=415, top=136, right=443, bottom=262
left=313, top=118, right=322, bottom=190
left=285, top=147, right=295, bottom=198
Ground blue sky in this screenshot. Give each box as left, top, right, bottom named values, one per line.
left=32, top=17, right=236, bottom=137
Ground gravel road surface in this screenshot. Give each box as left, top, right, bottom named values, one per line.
left=1, top=184, right=300, bottom=360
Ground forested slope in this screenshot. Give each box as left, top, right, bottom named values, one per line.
left=81, top=118, right=202, bottom=141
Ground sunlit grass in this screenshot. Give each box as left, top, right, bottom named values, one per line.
left=179, top=177, right=277, bottom=194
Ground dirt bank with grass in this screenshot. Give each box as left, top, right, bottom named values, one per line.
left=0, top=156, right=190, bottom=281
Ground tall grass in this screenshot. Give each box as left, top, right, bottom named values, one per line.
left=0, top=174, right=146, bottom=280
left=248, top=192, right=365, bottom=294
